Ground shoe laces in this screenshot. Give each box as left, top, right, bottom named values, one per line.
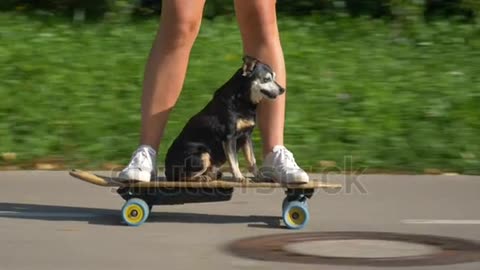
left=127, top=148, right=151, bottom=170
left=276, top=147, right=300, bottom=170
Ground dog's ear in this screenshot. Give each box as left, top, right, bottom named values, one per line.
left=242, top=56, right=258, bottom=77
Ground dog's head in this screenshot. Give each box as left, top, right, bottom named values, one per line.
left=241, top=56, right=285, bottom=104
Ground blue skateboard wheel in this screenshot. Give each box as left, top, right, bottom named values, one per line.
left=282, top=200, right=310, bottom=230
left=121, top=198, right=150, bottom=226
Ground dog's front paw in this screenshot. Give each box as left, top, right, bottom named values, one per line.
left=189, top=175, right=213, bottom=182
left=238, top=176, right=252, bottom=185
left=249, top=164, right=259, bottom=177
left=233, top=174, right=247, bottom=182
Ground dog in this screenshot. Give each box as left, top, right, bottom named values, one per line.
left=164, top=56, right=285, bottom=182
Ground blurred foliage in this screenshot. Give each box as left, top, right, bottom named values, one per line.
left=0, top=12, right=479, bottom=173
left=1, top=0, right=479, bottom=22
left=0, top=0, right=114, bottom=18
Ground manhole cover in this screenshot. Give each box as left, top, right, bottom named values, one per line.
left=226, top=232, right=480, bottom=267
left=285, top=239, right=439, bottom=258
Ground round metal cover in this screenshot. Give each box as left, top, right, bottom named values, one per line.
left=226, top=232, right=480, bottom=267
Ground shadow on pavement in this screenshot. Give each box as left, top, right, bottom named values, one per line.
left=0, top=202, right=282, bottom=228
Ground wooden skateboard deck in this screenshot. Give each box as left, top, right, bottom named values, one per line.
left=69, top=169, right=342, bottom=190
left=69, top=169, right=341, bottom=229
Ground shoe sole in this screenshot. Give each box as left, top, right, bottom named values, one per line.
left=258, top=167, right=309, bottom=184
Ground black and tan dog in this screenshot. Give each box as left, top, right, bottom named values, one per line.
left=164, top=56, right=285, bottom=182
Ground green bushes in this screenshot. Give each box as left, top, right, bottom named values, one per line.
left=0, top=14, right=479, bottom=173
left=0, top=0, right=122, bottom=20
left=0, top=2, right=478, bottom=173
left=1, top=0, right=479, bottom=21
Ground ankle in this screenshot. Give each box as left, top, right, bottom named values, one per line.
left=263, top=144, right=283, bottom=158
left=138, top=144, right=157, bottom=157
left=263, top=144, right=287, bottom=158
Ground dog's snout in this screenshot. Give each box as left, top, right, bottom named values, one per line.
left=276, top=83, right=286, bottom=95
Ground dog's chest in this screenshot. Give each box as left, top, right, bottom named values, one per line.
left=235, top=118, right=255, bottom=132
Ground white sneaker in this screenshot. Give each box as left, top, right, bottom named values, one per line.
left=261, top=145, right=309, bottom=184
left=118, top=145, right=157, bottom=182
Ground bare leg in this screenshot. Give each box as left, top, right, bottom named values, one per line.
left=140, top=0, right=206, bottom=150
left=234, top=0, right=286, bottom=157
left=234, top=0, right=309, bottom=183
left=119, top=0, right=206, bottom=182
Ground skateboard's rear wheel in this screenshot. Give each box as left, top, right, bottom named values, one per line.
left=282, top=197, right=289, bottom=211
left=282, top=201, right=310, bottom=230
left=282, top=196, right=308, bottom=212
left=122, top=198, right=149, bottom=226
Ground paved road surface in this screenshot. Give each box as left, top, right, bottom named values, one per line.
left=1, top=171, right=479, bottom=270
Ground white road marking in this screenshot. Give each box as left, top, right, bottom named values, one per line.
left=402, top=219, right=480, bottom=225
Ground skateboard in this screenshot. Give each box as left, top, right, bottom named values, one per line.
left=69, top=169, right=342, bottom=229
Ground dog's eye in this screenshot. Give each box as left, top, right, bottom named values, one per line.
left=263, top=77, right=271, bottom=83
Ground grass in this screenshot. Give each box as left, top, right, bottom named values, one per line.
left=1, top=12, right=479, bottom=174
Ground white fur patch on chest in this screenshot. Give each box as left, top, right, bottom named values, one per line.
left=236, top=118, right=255, bottom=131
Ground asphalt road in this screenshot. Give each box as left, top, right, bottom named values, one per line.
left=1, top=171, right=479, bottom=270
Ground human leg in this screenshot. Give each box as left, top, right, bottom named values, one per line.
left=234, top=0, right=285, bottom=155
left=119, top=0, right=206, bottom=181
left=140, top=0, right=206, bottom=150
left=234, top=0, right=309, bottom=183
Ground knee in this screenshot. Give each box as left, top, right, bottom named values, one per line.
left=172, top=18, right=202, bottom=45
left=254, top=17, right=279, bottom=44
left=240, top=18, right=279, bottom=48
left=161, top=16, right=202, bottom=49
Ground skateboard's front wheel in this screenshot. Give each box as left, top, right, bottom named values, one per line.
left=282, top=201, right=310, bottom=230
left=121, top=198, right=149, bottom=226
